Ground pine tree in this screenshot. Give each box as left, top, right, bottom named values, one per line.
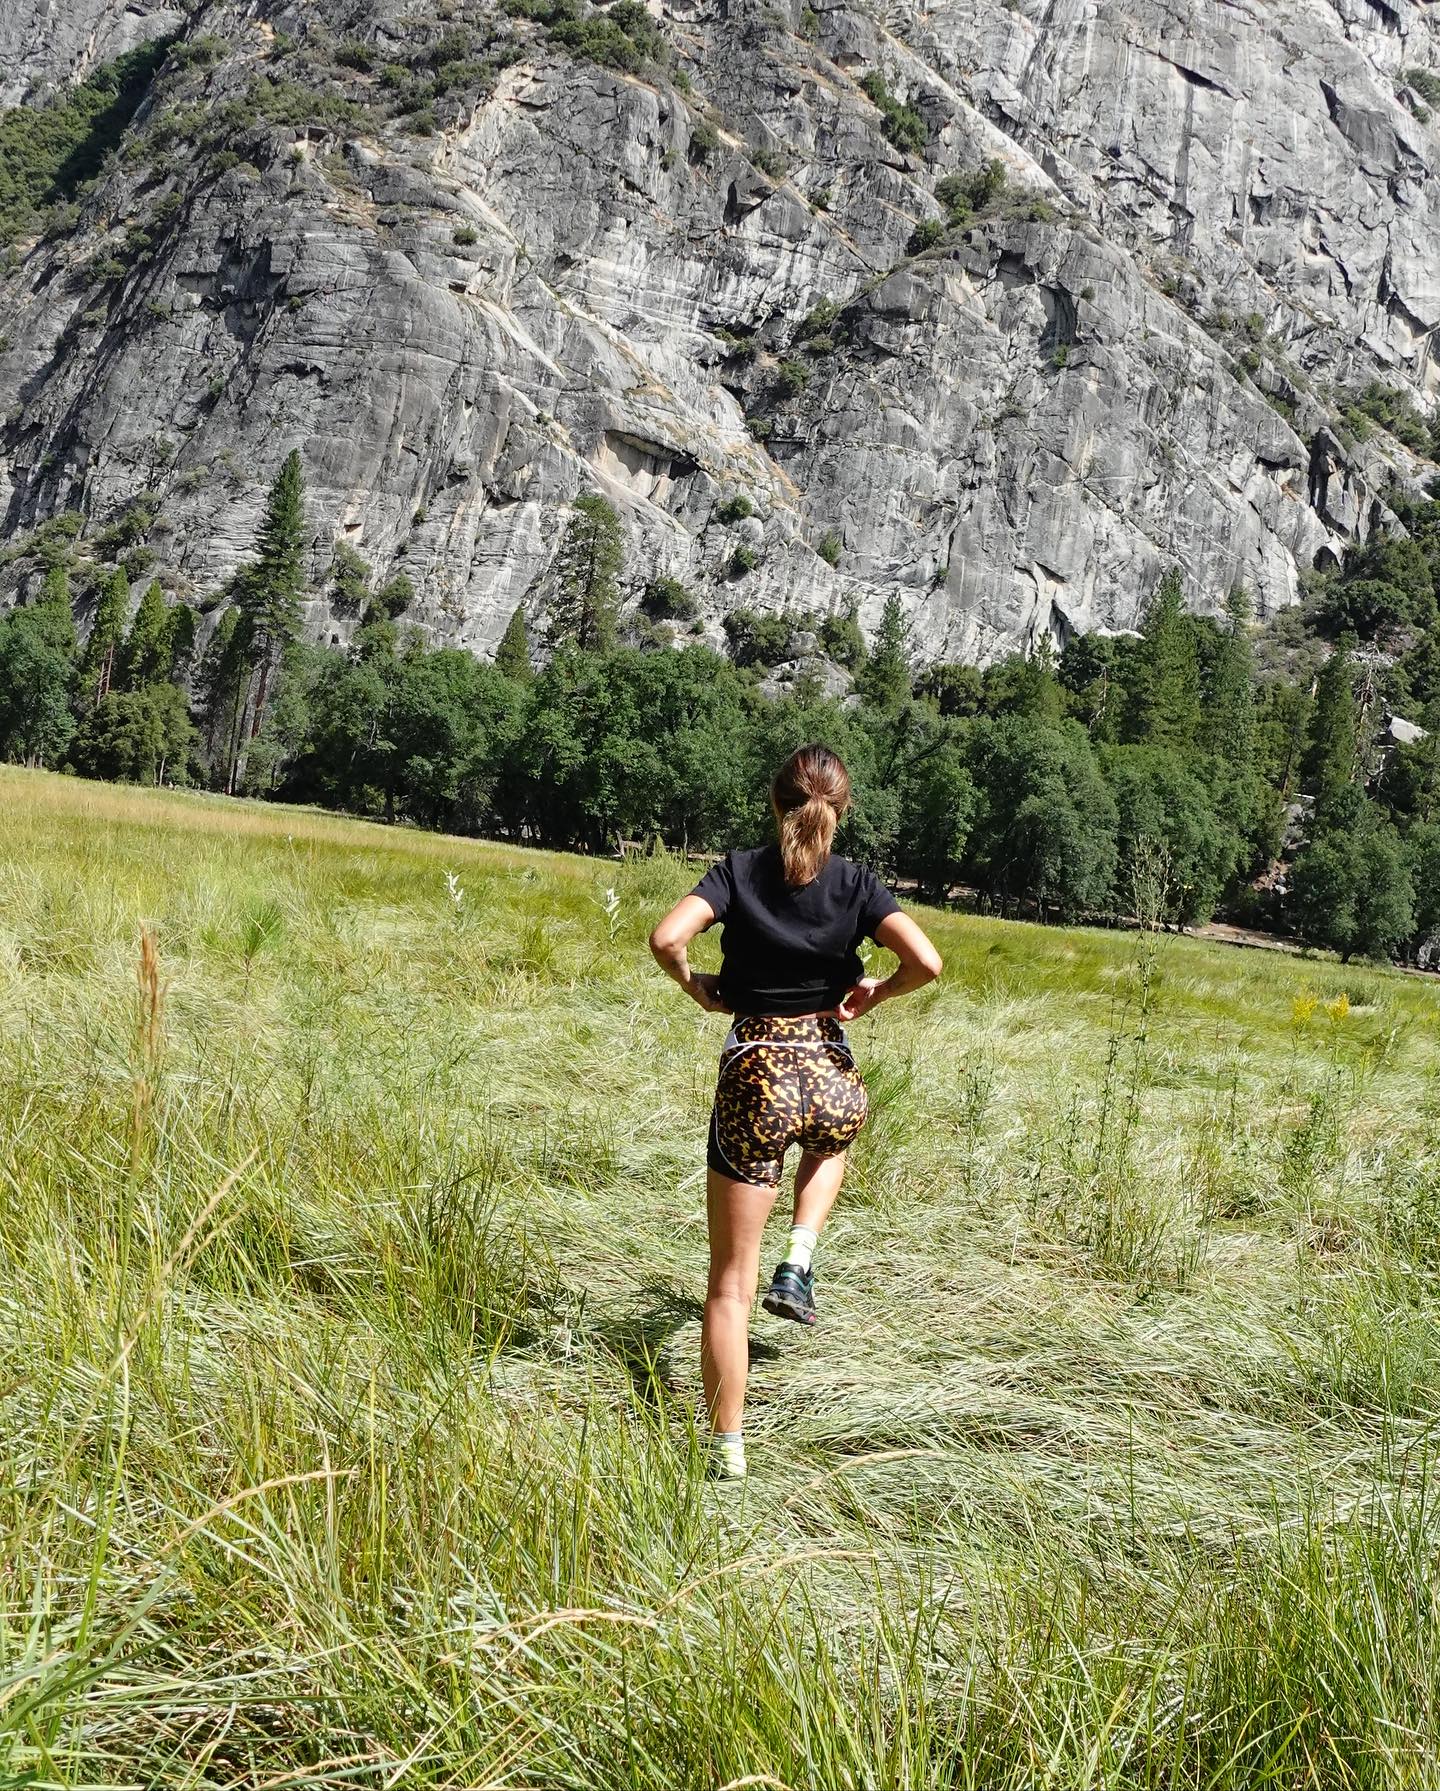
left=37, top=566, right=76, bottom=653
left=495, top=604, right=533, bottom=681
left=547, top=494, right=622, bottom=652
left=232, top=449, right=308, bottom=785
left=1126, top=566, right=1201, bottom=753
left=1015, top=633, right=1063, bottom=721
left=121, top=579, right=173, bottom=689
left=1201, top=584, right=1255, bottom=772
left=1303, top=637, right=1358, bottom=819
left=168, top=603, right=200, bottom=680
left=855, top=593, right=914, bottom=711
left=246, top=450, right=307, bottom=644
left=81, top=567, right=129, bottom=710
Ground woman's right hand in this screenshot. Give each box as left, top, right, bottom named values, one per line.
left=688, top=972, right=731, bottom=1013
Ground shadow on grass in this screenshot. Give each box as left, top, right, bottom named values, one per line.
left=587, top=1280, right=783, bottom=1409
left=590, top=1280, right=704, bottom=1410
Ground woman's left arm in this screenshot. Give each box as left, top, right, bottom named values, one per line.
left=836, top=910, right=943, bottom=1020
left=649, top=896, right=731, bottom=1012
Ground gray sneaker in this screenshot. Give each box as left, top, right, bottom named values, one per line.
left=761, top=1262, right=818, bottom=1326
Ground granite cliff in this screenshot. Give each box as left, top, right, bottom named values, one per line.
left=0, top=0, right=1436, bottom=662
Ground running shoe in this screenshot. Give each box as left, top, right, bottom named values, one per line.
left=705, top=1448, right=748, bottom=1483
left=761, top=1261, right=818, bottom=1326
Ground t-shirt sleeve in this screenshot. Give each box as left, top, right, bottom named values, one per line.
left=689, top=853, right=734, bottom=924
left=860, top=867, right=901, bottom=939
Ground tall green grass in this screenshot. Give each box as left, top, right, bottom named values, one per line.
left=3, top=765, right=1440, bottom=1785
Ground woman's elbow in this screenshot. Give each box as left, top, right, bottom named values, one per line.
left=918, top=944, right=943, bottom=984
left=648, top=922, right=675, bottom=961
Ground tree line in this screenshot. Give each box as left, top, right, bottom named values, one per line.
left=2, top=453, right=1439, bottom=964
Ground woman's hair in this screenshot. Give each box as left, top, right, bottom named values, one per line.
left=771, top=744, right=851, bottom=887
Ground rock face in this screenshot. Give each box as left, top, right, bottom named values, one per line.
left=0, top=0, right=185, bottom=105
left=0, top=0, right=1436, bottom=662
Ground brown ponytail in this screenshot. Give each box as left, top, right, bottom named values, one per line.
left=771, top=744, right=851, bottom=887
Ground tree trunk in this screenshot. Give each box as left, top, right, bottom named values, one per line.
left=95, top=641, right=115, bottom=711
left=250, top=653, right=272, bottom=740
left=225, top=664, right=254, bottom=795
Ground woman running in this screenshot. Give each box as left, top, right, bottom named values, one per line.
left=649, top=743, right=943, bottom=1480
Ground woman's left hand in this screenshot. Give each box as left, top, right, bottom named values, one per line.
left=835, top=976, right=885, bottom=1021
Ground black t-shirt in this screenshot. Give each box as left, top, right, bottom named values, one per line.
left=690, top=845, right=902, bottom=1016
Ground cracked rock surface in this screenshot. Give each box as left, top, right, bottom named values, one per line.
left=0, top=0, right=1435, bottom=660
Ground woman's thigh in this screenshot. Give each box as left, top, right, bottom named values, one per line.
left=705, top=1169, right=777, bottom=1300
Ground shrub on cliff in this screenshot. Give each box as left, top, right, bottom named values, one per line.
left=722, top=606, right=791, bottom=666
left=858, top=72, right=927, bottom=156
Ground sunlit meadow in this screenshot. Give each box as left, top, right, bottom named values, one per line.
left=3, top=764, right=1440, bottom=1787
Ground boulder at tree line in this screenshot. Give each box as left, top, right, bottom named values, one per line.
left=0, top=0, right=1435, bottom=662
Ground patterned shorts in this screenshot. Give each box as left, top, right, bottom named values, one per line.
left=706, top=1014, right=868, bottom=1188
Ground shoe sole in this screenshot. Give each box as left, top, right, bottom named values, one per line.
left=762, top=1288, right=817, bottom=1326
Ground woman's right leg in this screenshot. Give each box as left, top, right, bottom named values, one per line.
left=791, top=1147, right=849, bottom=1239
left=702, top=1167, right=778, bottom=1435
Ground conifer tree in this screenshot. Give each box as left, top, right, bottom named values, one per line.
left=1303, top=637, right=1359, bottom=818
left=1201, top=584, right=1255, bottom=772
left=121, top=579, right=173, bottom=688
left=1016, top=633, right=1064, bottom=722
left=81, top=567, right=129, bottom=709
left=855, top=593, right=914, bottom=711
left=495, top=604, right=533, bottom=681
left=37, top=566, right=76, bottom=652
left=168, top=603, right=199, bottom=680
left=232, top=449, right=308, bottom=785
left=547, top=494, right=622, bottom=652
left=245, top=450, right=307, bottom=642
left=1124, top=567, right=1201, bottom=753
left=196, top=607, right=252, bottom=790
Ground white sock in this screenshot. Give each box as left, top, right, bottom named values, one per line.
left=712, top=1430, right=746, bottom=1477
left=785, top=1224, right=819, bottom=1274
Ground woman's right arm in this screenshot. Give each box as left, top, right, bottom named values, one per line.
left=649, top=895, right=731, bottom=1012
left=836, top=911, right=942, bottom=1021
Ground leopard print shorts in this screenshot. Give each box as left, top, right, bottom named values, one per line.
left=706, top=1014, right=868, bottom=1188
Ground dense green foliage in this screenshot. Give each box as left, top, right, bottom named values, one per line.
left=4, top=453, right=1440, bottom=960
left=503, top=0, right=665, bottom=72
left=0, top=569, right=75, bottom=765
left=0, top=39, right=169, bottom=243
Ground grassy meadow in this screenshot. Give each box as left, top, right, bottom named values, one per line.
left=4, top=764, right=1440, bottom=1786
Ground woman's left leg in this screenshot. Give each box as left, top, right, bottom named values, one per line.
left=702, top=1167, right=778, bottom=1436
